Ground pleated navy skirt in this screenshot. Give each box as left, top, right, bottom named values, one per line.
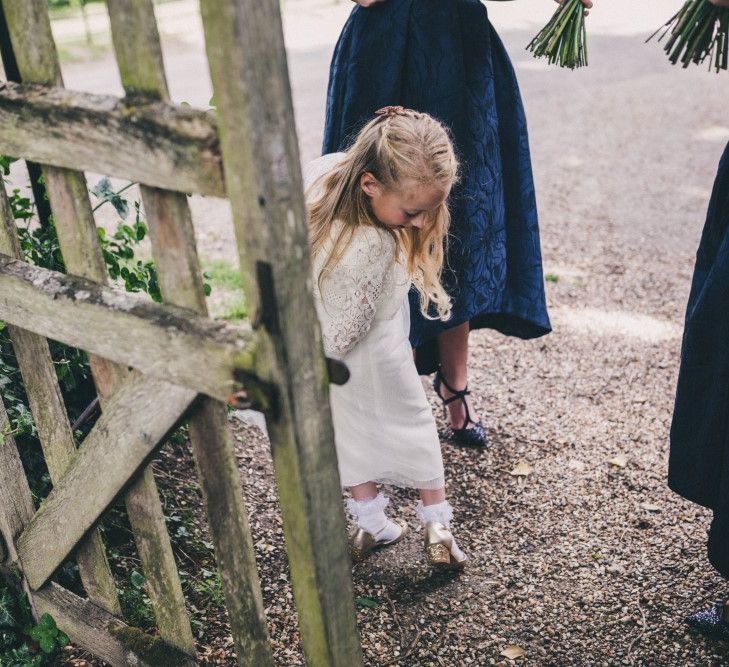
left=323, top=0, right=551, bottom=374
left=670, top=142, right=729, bottom=579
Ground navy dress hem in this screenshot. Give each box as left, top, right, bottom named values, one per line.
left=323, top=0, right=552, bottom=377
left=669, top=141, right=729, bottom=580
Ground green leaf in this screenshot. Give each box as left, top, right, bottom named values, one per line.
left=0, top=587, right=20, bottom=628
left=354, top=596, right=379, bottom=609
left=90, top=176, right=114, bottom=200
left=130, top=570, right=145, bottom=589
left=37, top=614, right=56, bottom=632
left=39, top=633, right=56, bottom=654
left=0, top=155, right=19, bottom=176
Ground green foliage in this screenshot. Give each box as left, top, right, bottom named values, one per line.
left=0, top=171, right=165, bottom=444
left=192, top=568, right=225, bottom=607
left=117, top=571, right=155, bottom=629
left=0, top=581, right=67, bottom=666
left=26, top=614, right=69, bottom=655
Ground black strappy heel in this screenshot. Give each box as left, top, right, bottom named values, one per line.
left=433, top=369, right=488, bottom=448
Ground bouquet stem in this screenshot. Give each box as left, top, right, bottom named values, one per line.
left=527, top=0, right=588, bottom=70
left=648, top=0, right=729, bottom=72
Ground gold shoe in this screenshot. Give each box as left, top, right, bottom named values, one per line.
left=349, top=519, right=409, bottom=563
left=424, top=522, right=467, bottom=569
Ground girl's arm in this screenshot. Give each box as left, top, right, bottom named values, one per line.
left=318, top=229, right=395, bottom=358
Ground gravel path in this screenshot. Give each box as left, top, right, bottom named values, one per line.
left=51, top=4, right=729, bottom=666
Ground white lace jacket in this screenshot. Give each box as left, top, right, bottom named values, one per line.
left=305, top=153, right=404, bottom=359
left=313, top=225, right=397, bottom=358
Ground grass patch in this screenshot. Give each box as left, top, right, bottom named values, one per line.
left=203, top=259, right=247, bottom=321
left=204, top=260, right=243, bottom=291
left=221, top=297, right=247, bottom=322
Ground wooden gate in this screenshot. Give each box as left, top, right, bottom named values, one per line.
left=0, top=0, right=363, bottom=664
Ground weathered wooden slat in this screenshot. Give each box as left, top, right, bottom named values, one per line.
left=199, top=1, right=363, bottom=665
left=0, top=184, right=121, bottom=615
left=20, top=165, right=195, bottom=653
left=186, top=401, right=273, bottom=664
left=0, top=398, right=40, bottom=624
left=34, top=582, right=197, bottom=667
left=106, top=3, right=274, bottom=665
left=105, top=0, right=169, bottom=100
left=4, top=0, right=195, bottom=653
left=0, top=255, right=266, bottom=405
left=0, top=81, right=225, bottom=197
left=0, top=398, right=35, bottom=564
left=123, top=465, right=197, bottom=655
left=16, top=374, right=196, bottom=590
left=0, top=3, right=53, bottom=229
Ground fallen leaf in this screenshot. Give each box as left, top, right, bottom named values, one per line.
left=607, top=454, right=628, bottom=468
left=510, top=460, right=534, bottom=477
left=500, top=645, right=526, bottom=660
left=355, top=596, right=379, bottom=609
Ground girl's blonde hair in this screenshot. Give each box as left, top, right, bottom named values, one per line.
left=307, top=109, right=458, bottom=321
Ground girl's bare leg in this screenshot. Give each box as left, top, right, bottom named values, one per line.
left=351, top=481, right=379, bottom=501
left=419, top=487, right=446, bottom=506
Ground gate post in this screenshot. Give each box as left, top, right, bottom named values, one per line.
left=200, top=1, right=364, bottom=664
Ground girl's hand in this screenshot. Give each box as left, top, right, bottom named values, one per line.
left=351, top=0, right=387, bottom=6
left=709, top=0, right=729, bottom=7
left=556, top=0, right=593, bottom=16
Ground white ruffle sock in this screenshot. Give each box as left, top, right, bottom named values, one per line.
left=346, top=493, right=402, bottom=542
left=416, top=499, right=453, bottom=527
left=416, top=500, right=466, bottom=562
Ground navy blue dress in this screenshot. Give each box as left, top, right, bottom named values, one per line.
left=669, top=142, right=729, bottom=579
left=323, top=0, right=551, bottom=375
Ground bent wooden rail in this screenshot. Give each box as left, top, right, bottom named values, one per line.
left=0, top=0, right=363, bottom=665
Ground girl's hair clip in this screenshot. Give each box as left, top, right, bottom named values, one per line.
left=375, top=105, right=411, bottom=117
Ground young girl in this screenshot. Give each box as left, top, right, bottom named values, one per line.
left=323, top=0, right=595, bottom=448
left=305, top=107, right=467, bottom=568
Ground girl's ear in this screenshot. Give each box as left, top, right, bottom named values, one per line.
left=359, top=172, right=380, bottom=198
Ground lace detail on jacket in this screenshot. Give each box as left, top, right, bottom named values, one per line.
left=314, top=226, right=396, bottom=358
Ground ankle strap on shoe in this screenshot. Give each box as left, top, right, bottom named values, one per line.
left=437, top=370, right=471, bottom=405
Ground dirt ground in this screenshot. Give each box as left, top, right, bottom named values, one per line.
left=37, top=1, right=729, bottom=665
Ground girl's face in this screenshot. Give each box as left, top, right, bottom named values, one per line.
left=360, top=172, right=447, bottom=230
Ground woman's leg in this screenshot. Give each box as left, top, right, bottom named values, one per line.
left=436, top=321, right=480, bottom=429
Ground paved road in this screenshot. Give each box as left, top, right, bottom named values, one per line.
left=54, top=0, right=729, bottom=266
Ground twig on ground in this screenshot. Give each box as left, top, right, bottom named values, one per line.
left=627, top=597, right=648, bottom=660
left=380, top=629, right=424, bottom=667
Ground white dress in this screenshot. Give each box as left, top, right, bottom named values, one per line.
left=305, top=154, right=445, bottom=490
